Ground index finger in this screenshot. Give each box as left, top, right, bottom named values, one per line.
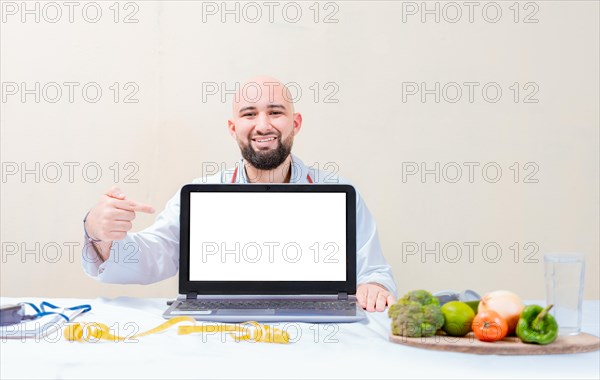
left=114, top=199, right=155, bottom=214
left=356, top=287, right=367, bottom=308
left=129, top=200, right=155, bottom=214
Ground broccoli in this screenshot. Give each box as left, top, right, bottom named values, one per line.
left=388, top=289, right=445, bottom=337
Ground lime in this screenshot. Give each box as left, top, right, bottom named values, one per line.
left=441, top=301, right=476, bottom=337
left=465, top=300, right=480, bottom=314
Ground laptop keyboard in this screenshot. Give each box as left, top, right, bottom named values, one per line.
left=176, top=300, right=356, bottom=311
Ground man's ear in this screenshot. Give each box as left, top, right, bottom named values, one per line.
left=292, top=112, right=303, bottom=136
left=227, top=119, right=237, bottom=139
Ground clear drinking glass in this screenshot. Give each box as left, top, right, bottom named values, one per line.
left=544, top=253, right=585, bottom=335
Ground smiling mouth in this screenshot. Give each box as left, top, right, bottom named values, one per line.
left=252, top=136, right=277, bottom=143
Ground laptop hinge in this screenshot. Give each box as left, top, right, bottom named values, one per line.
left=338, top=292, right=348, bottom=301
left=186, top=292, right=198, bottom=300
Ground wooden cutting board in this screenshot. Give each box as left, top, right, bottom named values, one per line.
left=389, top=332, right=600, bottom=355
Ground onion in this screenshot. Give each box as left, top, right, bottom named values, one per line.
left=478, top=290, right=524, bottom=335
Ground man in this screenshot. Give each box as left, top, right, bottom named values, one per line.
left=82, top=76, right=397, bottom=312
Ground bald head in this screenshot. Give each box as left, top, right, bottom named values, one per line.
left=232, top=76, right=295, bottom=116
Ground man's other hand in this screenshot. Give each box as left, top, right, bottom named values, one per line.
left=356, top=283, right=396, bottom=312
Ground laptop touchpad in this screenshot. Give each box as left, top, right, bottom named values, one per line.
left=216, top=309, right=276, bottom=315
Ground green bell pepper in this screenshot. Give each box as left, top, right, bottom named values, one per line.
left=516, top=304, right=559, bottom=345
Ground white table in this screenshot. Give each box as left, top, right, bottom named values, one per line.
left=1, top=297, right=599, bottom=379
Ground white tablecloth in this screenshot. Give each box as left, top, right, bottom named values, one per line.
left=1, top=297, right=599, bottom=379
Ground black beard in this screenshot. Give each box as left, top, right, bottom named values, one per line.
left=240, top=134, right=293, bottom=170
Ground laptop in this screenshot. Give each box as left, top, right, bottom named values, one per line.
left=163, top=183, right=366, bottom=322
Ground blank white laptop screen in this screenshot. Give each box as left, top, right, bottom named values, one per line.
left=188, top=192, right=347, bottom=281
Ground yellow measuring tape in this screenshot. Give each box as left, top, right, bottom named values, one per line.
left=64, top=317, right=289, bottom=344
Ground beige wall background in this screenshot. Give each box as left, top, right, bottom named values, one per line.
left=1, top=1, right=598, bottom=300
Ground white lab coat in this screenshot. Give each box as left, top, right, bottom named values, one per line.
left=82, top=155, right=398, bottom=296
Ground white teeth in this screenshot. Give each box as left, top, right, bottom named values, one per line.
left=256, top=137, right=276, bottom=142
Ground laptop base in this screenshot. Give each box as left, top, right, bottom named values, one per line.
left=163, top=298, right=367, bottom=323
